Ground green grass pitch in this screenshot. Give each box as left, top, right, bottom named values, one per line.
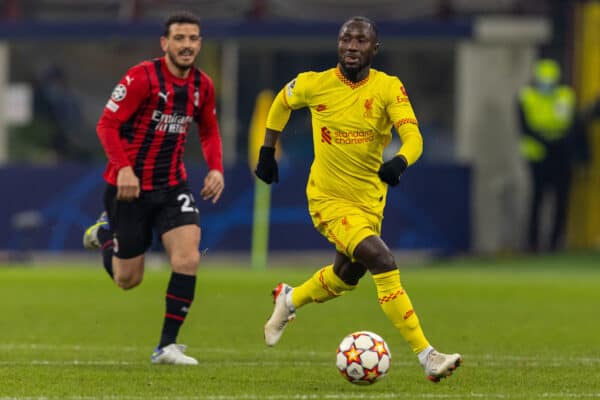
left=1, top=252, right=599, bottom=399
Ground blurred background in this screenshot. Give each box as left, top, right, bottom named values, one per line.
left=0, top=0, right=599, bottom=263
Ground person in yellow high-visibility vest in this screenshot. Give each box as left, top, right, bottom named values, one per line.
left=518, top=59, right=576, bottom=252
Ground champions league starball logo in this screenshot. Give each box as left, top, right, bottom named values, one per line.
left=111, top=84, right=127, bottom=102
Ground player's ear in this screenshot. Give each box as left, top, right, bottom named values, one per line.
left=160, top=36, right=168, bottom=52
left=373, top=41, right=380, bottom=55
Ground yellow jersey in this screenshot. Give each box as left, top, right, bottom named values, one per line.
left=266, top=65, right=423, bottom=213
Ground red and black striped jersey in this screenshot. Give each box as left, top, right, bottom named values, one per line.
left=97, top=57, right=223, bottom=191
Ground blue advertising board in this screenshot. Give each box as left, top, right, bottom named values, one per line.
left=0, top=162, right=470, bottom=255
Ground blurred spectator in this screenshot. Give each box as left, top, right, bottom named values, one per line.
left=517, top=58, right=576, bottom=253
left=31, top=65, right=91, bottom=161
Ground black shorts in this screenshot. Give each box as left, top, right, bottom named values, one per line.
left=103, top=183, right=200, bottom=259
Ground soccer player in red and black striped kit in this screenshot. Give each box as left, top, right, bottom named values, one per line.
left=83, top=11, right=224, bottom=365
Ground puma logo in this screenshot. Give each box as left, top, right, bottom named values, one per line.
left=158, top=91, right=169, bottom=102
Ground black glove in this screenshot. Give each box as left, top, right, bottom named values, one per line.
left=254, top=146, right=279, bottom=184
left=377, top=156, right=408, bottom=186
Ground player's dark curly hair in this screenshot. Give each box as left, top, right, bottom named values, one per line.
left=164, top=11, right=201, bottom=37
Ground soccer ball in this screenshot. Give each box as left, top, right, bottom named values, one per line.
left=335, top=331, right=392, bottom=385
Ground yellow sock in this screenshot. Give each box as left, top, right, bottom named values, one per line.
left=291, top=264, right=356, bottom=308
left=372, top=269, right=430, bottom=353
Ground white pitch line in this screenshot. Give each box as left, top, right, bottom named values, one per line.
left=0, top=357, right=598, bottom=368
left=1, top=356, right=599, bottom=368
left=2, top=344, right=600, bottom=364
left=0, top=360, right=333, bottom=366
left=9, top=360, right=138, bottom=366
left=0, top=359, right=421, bottom=367
left=0, top=344, right=141, bottom=352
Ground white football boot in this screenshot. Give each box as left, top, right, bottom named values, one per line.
left=151, top=344, right=198, bottom=365
left=83, top=211, right=109, bottom=250
left=422, top=350, right=462, bottom=382
left=264, top=283, right=296, bottom=346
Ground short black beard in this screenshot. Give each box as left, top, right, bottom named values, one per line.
left=173, top=62, right=192, bottom=74
left=167, top=51, right=193, bottom=73
left=339, top=63, right=363, bottom=83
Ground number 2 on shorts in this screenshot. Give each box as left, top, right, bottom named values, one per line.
left=178, top=193, right=199, bottom=213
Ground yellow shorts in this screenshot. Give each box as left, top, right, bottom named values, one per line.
left=308, top=197, right=382, bottom=259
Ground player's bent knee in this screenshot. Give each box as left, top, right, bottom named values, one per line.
left=338, top=265, right=367, bottom=286
left=368, top=252, right=396, bottom=274
left=112, top=256, right=144, bottom=290
left=114, top=274, right=143, bottom=290
left=354, top=237, right=396, bottom=272
left=369, top=264, right=397, bottom=275
left=117, top=278, right=142, bottom=290
left=170, top=251, right=200, bottom=274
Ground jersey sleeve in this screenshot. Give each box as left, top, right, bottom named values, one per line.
left=281, top=73, right=311, bottom=109
left=196, top=74, right=224, bottom=173
left=96, top=64, right=150, bottom=171
left=385, top=78, right=423, bottom=166
left=265, top=72, right=312, bottom=132
left=265, top=89, right=292, bottom=132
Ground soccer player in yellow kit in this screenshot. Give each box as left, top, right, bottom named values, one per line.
left=255, top=16, right=462, bottom=382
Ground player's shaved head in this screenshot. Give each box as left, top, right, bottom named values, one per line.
left=340, top=16, right=379, bottom=42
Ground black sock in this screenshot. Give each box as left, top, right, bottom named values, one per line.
left=159, top=272, right=196, bottom=348
left=97, top=228, right=113, bottom=278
